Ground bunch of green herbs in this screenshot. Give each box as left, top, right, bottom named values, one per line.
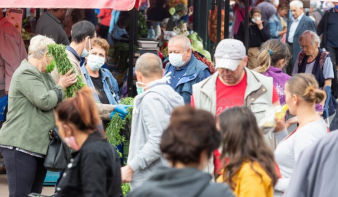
left=46, top=44, right=85, bottom=97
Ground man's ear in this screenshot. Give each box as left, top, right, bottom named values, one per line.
left=135, top=71, right=142, bottom=82
left=243, top=56, right=248, bottom=68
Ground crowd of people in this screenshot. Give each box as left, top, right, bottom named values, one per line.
left=0, top=0, right=338, bottom=196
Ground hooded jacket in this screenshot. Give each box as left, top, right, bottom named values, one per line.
left=128, top=82, right=184, bottom=189
left=127, top=167, right=235, bottom=197
left=284, top=131, right=338, bottom=197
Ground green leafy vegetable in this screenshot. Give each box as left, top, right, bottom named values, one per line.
left=47, top=44, right=85, bottom=97
left=122, top=183, right=130, bottom=196
left=106, top=97, right=134, bottom=154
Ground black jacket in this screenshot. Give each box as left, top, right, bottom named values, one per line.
left=235, top=20, right=270, bottom=48
left=126, top=167, right=235, bottom=197
left=317, top=9, right=335, bottom=48
left=57, top=131, right=122, bottom=197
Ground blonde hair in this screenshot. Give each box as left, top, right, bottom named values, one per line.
left=92, top=38, right=110, bottom=57
left=28, top=35, right=55, bottom=59
left=256, top=39, right=291, bottom=73
left=287, top=74, right=325, bottom=104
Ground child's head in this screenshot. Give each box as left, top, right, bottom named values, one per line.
left=256, top=39, right=291, bottom=73
left=218, top=106, right=278, bottom=189
left=117, top=16, right=129, bottom=29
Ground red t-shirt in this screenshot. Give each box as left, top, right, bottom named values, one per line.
left=215, top=73, right=279, bottom=115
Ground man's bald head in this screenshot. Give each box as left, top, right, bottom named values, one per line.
left=135, top=53, right=163, bottom=79
left=169, top=35, right=191, bottom=50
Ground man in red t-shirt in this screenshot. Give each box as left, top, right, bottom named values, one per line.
left=191, top=39, right=280, bottom=175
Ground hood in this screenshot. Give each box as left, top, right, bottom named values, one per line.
left=130, top=167, right=212, bottom=197
left=133, top=82, right=184, bottom=112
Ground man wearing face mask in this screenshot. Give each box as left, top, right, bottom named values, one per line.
left=35, top=9, right=70, bottom=45
left=51, top=20, right=96, bottom=85
left=164, top=35, right=211, bottom=104
left=121, top=53, right=184, bottom=190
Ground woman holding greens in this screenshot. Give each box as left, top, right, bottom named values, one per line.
left=0, top=35, right=77, bottom=197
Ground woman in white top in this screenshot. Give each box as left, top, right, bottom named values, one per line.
left=274, top=73, right=328, bottom=193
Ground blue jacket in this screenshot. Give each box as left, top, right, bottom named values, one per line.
left=269, top=12, right=286, bottom=39
left=286, top=15, right=316, bottom=65
left=81, top=66, right=120, bottom=105
left=164, top=55, right=211, bottom=104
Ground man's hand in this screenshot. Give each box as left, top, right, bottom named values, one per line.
left=121, top=165, right=134, bottom=183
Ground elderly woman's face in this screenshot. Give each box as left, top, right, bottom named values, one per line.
left=300, top=40, right=318, bottom=56
left=252, top=12, right=261, bottom=19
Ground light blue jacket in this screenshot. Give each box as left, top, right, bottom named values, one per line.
left=269, top=12, right=286, bottom=39
left=81, top=66, right=120, bottom=105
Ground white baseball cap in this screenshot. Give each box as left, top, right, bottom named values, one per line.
left=214, top=39, right=247, bottom=71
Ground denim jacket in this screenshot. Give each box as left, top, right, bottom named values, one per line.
left=269, top=13, right=286, bottom=39
left=81, top=66, right=120, bottom=105
left=164, top=55, right=211, bottom=104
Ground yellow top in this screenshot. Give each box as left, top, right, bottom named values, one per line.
left=217, top=161, right=273, bottom=197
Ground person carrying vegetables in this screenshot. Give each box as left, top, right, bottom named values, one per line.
left=164, top=35, right=211, bottom=104
left=121, top=53, right=184, bottom=190
left=50, top=21, right=125, bottom=121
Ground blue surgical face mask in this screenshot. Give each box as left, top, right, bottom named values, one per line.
left=87, top=54, right=105, bottom=71
left=81, top=37, right=91, bottom=57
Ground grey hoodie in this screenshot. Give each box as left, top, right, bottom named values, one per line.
left=127, top=82, right=184, bottom=189
left=126, top=167, right=235, bottom=197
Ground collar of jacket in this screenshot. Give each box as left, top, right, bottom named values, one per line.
left=72, top=131, right=105, bottom=156
left=82, top=65, right=110, bottom=83
left=46, top=11, right=62, bottom=24
left=66, top=46, right=81, bottom=61
left=175, top=55, right=201, bottom=87
left=199, top=67, right=267, bottom=106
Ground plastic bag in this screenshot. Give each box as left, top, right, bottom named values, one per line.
left=258, top=105, right=288, bottom=134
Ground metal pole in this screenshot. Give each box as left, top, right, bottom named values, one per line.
left=216, top=0, right=222, bottom=43
left=36, top=8, right=40, bottom=21
left=128, top=8, right=136, bottom=97
left=224, top=0, right=230, bottom=39
left=244, top=0, right=249, bottom=54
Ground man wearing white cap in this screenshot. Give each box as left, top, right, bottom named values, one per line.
left=192, top=39, right=280, bottom=148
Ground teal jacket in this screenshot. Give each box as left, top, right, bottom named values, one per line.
left=0, top=59, right=65, bottom=155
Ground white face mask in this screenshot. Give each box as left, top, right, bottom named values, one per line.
left=87, top=54, right=105, bottom=71
left=81, top=37, right=91, bottom=57
left=251, top=17, right=261, bottom=23
left=169, top=52, right=186, bottom=67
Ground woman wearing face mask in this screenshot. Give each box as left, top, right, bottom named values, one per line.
left=0, top=35, right=77, bottom=196
left=274, top=74, right=329, bottom=194
left=127, top=105, right=235, bottom=197
left=235, top=7, right=270, bottom=69
left=55, top=87, right=122, bottom=197
left=217, top=106, right=279, bottom=197
left=81, top=38, right=120, bottom=126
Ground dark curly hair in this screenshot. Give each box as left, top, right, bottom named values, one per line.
left=160, top=105, right=220, bottom=166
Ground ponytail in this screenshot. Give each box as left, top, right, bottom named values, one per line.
left=287, top=73, right=325, bottom=104
left=56, top=87, right=101, bottom=131
left=256, top=39, right=291, bottom=73
left=256, top=49, right=272, bottom=73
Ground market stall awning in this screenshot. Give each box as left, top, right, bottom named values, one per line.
left=0, top=0, right=142, bottom=10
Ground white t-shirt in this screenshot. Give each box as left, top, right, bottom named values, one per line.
left=274, top=118, right=328, bottom=192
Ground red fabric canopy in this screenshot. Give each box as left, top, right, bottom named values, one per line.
left=0, top=0, right=137, bottom=10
